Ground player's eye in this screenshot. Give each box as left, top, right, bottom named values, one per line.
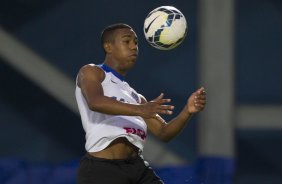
left=123, top=40, right=130, bottom=44
left=134, top=39, right=138, bottom=45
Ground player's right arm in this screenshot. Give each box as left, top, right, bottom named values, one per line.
left=77, top=64, right=173, bottom=118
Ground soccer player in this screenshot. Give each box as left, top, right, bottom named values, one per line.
left=75, top=23, right=206, bottom=184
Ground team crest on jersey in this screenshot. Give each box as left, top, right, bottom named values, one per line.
left=131, top=92, right=139, bottom=103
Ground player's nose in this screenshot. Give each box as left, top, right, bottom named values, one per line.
left=129, top=42, right=138, bottom=50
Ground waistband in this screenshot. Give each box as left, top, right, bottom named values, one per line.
left=85, top=153, right=142, bottom=164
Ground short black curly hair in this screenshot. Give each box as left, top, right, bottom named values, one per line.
left=101, top=23, right=133, bottom=46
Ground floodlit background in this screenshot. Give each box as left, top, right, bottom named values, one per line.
left=0, top=0, right=282, bottom=183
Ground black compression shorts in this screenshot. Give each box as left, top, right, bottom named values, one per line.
left=77, top=153, right=164, bottom=184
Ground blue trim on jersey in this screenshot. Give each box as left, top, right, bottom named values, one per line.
left=99, top=64, right=125, bottom=81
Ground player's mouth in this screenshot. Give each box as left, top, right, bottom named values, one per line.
left=130, top=53, right=138, bottom=57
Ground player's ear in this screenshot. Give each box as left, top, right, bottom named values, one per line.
left=103, top=42, right=112, bottom=53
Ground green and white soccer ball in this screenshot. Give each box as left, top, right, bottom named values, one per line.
left=144, top=6, right=188, bottom=50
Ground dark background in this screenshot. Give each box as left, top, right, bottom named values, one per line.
left=0, top=0, right=282, bottom=183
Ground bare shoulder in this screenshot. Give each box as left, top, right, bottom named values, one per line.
left=77, top=64, right=105, bottom=87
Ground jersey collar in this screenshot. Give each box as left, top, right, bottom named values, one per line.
left=99, top=64, right=125, bottom=81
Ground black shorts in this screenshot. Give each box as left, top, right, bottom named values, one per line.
left=77, top=153, right=164, bottom=184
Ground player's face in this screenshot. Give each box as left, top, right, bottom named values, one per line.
left=110, top=28, right=139, bottom=71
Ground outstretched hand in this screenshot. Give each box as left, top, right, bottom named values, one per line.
left=140, top=93, right=174, bottom=119
left=139, top=88, right=206, bottom=120
left=186, top=87, right=206, bottom=114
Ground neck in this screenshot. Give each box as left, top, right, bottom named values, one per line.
left=102, top=62, right=126, bottom=81
left=104, top=58, right=128, bottom=76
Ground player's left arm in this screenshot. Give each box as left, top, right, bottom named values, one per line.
left=141, top=87, right=206, bottom=142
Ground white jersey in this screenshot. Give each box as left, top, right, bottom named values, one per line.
left=75, top=64, right=147, bottom=153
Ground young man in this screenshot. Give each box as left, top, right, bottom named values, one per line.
left=75, top=23, right=206, bottom=184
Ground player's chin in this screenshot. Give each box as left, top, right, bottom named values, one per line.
left=128, top=56, right=137, bottom=64
left=125, top=59, right=136, bottom=69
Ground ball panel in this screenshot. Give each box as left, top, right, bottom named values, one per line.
left=143, top=6, right=188, bottom=50
left=144, top=13, right=167, bottom=36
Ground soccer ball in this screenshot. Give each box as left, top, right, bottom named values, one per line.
left=143, top=6, right=188, bottom=50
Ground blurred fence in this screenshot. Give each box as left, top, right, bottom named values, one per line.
left=0, top=157, right=234, bottom=184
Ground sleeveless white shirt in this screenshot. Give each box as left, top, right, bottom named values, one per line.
left=75, top=64, right=147, bottom=153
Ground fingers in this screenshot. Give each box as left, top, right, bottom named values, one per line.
left=154, top=93, right=164, bottom=101
left=197, top=87, right=206, bottom=96
left=194, top=95, right=206, bottom=102
left=160, top=98, right=171, bottom=103
left=195, top=87, right=206, bottom=100
left=159, top=105, right=174, bottom=110
left=193, top=87, right=206, bottom=110
left=149, top=93, right=174, bottom=115
left=154, top=104, right=174, bottom=115
left=158, top=105, right=174, bottom=115
left=152, top=93, right=171, bottom=104
left=194, top=99, right=206, bottom=105
left=194, top=102, right=205, bottom=110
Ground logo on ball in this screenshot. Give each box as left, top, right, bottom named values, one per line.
left=144, top=6, right=188, bottom=50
